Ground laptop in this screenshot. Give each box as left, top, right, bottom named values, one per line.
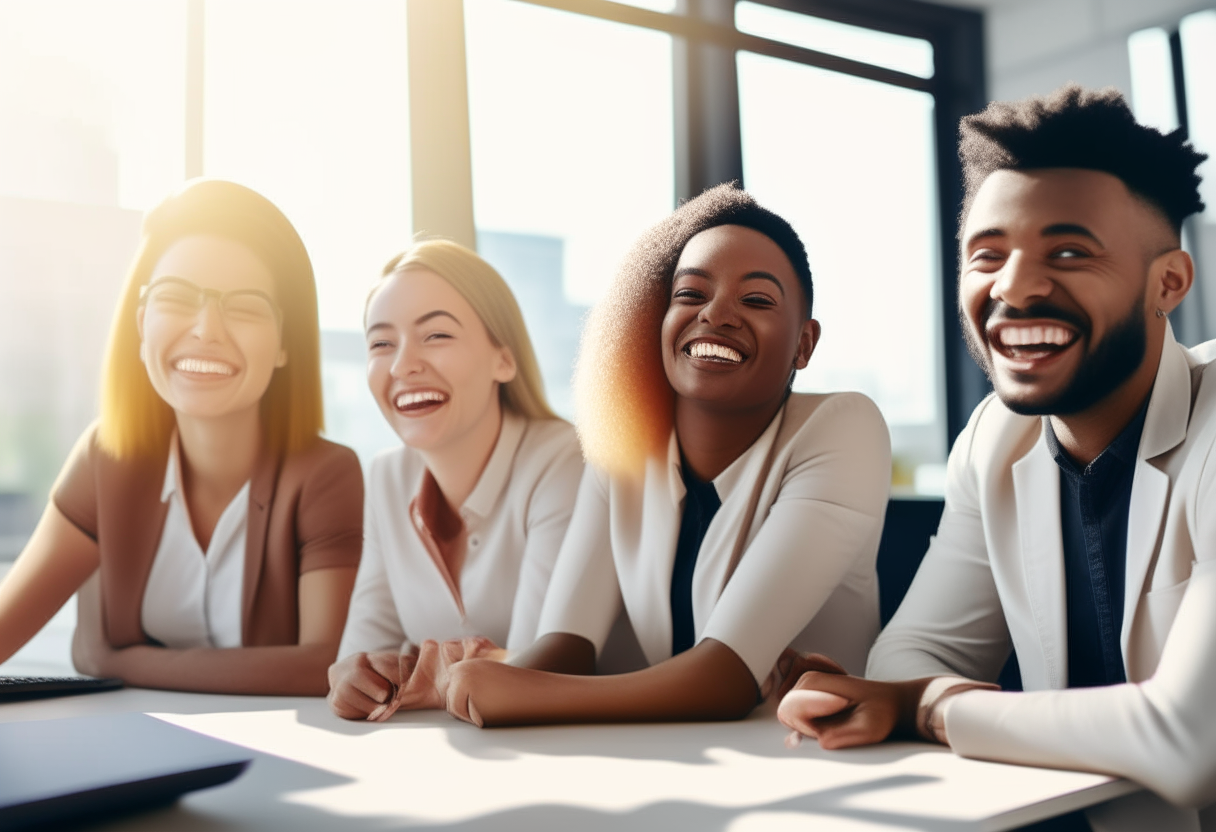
left=0, top=712, right=252, bottom=830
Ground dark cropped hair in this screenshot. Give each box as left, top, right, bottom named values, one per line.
left=959, top=84, right=1207, bottom=234
left=572, top=183, right=813, bottom=475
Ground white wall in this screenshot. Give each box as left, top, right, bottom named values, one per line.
left=940, top=0, right=1214, bottom=102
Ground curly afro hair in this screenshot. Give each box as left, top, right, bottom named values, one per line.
left=959, top=84, right=1207, bottom=235
left=572, top=183, right=812, bottom=476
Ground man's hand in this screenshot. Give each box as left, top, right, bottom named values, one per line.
left=777, top=672, right=931, bottom=749
left=763, top=650, right=848, bottom=701
left=326, top=651, right=412, bottom=720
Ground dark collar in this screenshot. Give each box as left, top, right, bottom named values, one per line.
left=1044, top=395, right=1151, bottom=477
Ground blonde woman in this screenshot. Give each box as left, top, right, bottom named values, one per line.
left=0, top=179, right=363, bottom=696
left=327, top=240, right=583, bottom=721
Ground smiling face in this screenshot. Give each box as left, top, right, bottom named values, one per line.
left=365, top=268, right=516, bottom=452
left=137, top=234, right=285, bottom=423
left=661, top=225, right=818, bottom=414
left=959, top=168, right=1184, bottom=416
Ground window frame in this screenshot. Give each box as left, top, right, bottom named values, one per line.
left=505, top=0, right=989, bottom=445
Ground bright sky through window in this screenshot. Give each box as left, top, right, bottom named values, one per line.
left=465, top=0, right=675, bottom=307
left=735, top=1, right=935, bottom=80
left=203, top=0, right=411, bottom=333
left=739, top=51, right=944, bottom=470
left=1127, top=28, right=1179, bottom=134
left=1180, top=11, right=1216, bottom=217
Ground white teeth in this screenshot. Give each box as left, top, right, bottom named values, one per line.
left=688, top=341, right=744, bottom=363
left=395, top=390, right=447, bottom=409
left=174, top=358, right=235, bottom=376
left=997, top=325, right=1074, bottom=347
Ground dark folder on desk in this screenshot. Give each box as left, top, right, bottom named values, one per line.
left=0, top=712, right=251, bottom=830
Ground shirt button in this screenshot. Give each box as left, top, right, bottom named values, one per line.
left=469, top=536, right=480, bottom=548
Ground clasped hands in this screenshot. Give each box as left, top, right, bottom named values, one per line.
left=774, top=653, right=998, bottom=749
left=327, top=637, right=505, bottom=722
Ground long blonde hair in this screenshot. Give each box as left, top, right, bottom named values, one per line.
left=376, top=239, right=555, bottom=421
left=98, top=179, right=324, bottom=459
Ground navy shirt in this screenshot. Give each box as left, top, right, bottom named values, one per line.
left=1044, top=400, right=1149, bottom=689
left=670, top=461, right=721, bottom=656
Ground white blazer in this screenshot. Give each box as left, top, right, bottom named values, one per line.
left=868, top=326, right=1216, bottom=832
left=538, top=392, right=891, bottom=684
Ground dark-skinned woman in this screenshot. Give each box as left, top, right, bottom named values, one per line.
left=443, top=184, right=891, bottom=726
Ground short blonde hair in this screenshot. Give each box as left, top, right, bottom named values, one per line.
left=375, top=239, right=555, bottom=421
left=98, top=179, right=324, bottom=460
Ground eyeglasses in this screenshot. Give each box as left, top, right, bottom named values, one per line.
left=139, top=276, right=282, bottom=328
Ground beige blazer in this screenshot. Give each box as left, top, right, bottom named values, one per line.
left=53, top=426, right=364, bottom=649
left=539, top=392, right=891, bottom=683
left=868, top=325, right=1216, bottom=831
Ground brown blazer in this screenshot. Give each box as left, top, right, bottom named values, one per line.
left=52, top=425, right=363, bottom=648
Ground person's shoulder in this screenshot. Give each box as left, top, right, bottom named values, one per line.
left=515, top=416, right=582, bottom=467
left=277, top=437, right=364, bottom=494
left=286, top=436, right=360, bottom=470
left=782, top=391, right=888, bottom=441
left=518, top=415, right=579, bottom=452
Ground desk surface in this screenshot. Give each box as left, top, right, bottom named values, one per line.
left=0, top=687, right=1137, bottom=832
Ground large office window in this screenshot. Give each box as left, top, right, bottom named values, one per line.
left=0, top=0, right=986, bottom=560
left=204, top=0, right=409, bottom=462
left=738, top=48, right=945, bottom=487
left=1128, top=10, right=1216, bottom=349
left=465, top=0, right=676, bottom=416
left=0, top=1, right=187, bottom=557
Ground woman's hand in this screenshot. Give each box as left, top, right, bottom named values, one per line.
left=327, top=651, right=411, bottom=720
left=329, top=637, right=504, bottom=722
left=444, top=657, right=516, bottom=727
left=388, top=637, right=503, bottom=718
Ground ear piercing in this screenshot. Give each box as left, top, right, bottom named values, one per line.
left=1156, top=308, right=1167, bottom=318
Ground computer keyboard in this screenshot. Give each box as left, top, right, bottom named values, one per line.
left=0, top=675, right=123, bottom=702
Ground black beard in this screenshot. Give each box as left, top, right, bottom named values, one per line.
left=964, top=299, right=1148, bottom=417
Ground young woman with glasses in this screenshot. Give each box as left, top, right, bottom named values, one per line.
left=0, top=179, right=363, bottom=695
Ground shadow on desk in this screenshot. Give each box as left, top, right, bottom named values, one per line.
left=296, top=701, right=944, bottom=768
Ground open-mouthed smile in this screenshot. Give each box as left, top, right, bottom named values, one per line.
left=683, top=338, right=747, bottom=365
left=987, top=321, right=1081, bottom=371
left=393, top=388, right=449, bottom=416
left=173, top=357, right=237, bottom=377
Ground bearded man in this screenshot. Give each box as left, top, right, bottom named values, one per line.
left=779, top=85, right=1213, bottom=832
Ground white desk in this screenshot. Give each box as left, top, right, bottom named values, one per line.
left=0, top=687, right=1138, bottom=831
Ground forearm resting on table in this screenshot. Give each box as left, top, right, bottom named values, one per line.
left=454, top=637, right=760, bottom=727
left=75, top=638, right=341, bottom=696
left=0, top=503, right=99, bottom=665
left=72, top=565, right=356, bottom=696
left=777, top=671, right=998, bottom=749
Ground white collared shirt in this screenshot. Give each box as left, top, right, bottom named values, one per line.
left=141, top=437, right=250, bottom=649
left=537, top=392, right=891, bottom=682
left=338, top=413, right=584, bottom=657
